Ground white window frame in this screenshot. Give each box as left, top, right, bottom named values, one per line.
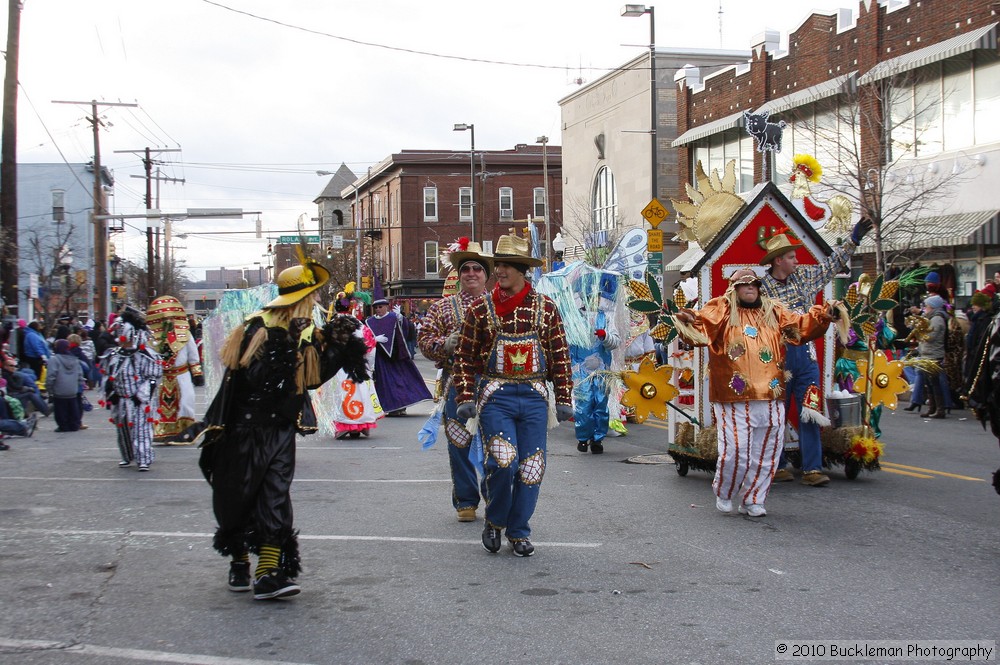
left=499, top=187, right=513, bottom=218
left=423, top=187, right=438, bottom=222
left=424, top=240, right=439, bottom=275
left=533, top=187, right=546, bottom=219
left=459, top=187, right=472, bottom=221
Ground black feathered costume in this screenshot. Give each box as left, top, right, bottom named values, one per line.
left=198, top=312, right=368, bottom=577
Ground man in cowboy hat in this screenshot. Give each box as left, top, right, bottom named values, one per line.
left=198, top=257, right=369, bottom=601
left=758, top=217, right=871, bottom=486
left=418, top=238, right=493, bottom=522
left=674, top=268, right=839, bottom=517
left=452, top=229, right=574, bottom=557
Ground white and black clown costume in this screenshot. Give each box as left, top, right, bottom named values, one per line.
left=102, top=308, right=163, bottom=471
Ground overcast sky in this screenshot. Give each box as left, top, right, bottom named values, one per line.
left=7, top=0, right=853, bottom=280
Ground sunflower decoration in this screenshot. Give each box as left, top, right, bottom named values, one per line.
left=620, top=357, right=680, bottom=423
left=853, top=349, right=909, bottom=410
left=844, top=273, right=899, bottom=340
left=627, top=274, right=682, bottom=344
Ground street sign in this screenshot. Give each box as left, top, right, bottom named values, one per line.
left=641, top=198, right=668, bottom=229
left=646, top=229, right=663, bottom=252
left=278, top=235, right=321, bottom=244
left=331, top=235, right=343, bottom=249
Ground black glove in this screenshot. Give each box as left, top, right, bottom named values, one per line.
left=851, top=217, right=873, bottom=244
left=191, top=373, right=205, bottom=387
left=456, top=403, right=476, bottom=420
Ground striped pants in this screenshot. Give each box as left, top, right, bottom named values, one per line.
left=712, top=400, right=785, bottom=508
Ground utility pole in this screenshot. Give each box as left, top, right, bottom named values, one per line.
left=52, top=99, right=137, bottom=323
left=117, top=147, right=181, bottom=305
left=1, top=0, right=21, bottom=316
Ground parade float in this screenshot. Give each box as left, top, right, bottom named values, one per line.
left=624, top=157, right=911, bottom=480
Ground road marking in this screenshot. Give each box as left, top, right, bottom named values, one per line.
left=880, top=461, right=986, bottom=482
left=881, top=468, right=934, bottom=479
left=0, top=637, right=316, bottom=665
left=0, top=527, right=601, bottom=548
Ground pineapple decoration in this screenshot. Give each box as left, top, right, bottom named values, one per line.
left=843, top=273, right=898, bottom=340
left=626, top=273, right=683, bottom=344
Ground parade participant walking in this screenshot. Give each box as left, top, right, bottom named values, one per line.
left=366, top=295, right=432, bottom=417
left=197, top=255, right=368, bottom=601
left=418, top=238, right=492, bottom=522
left=452, top=230, right=574, bottom=556
left=102, top=307, right=163, bottom=469
left=758, top=219, right=870, bottom=486
left=146, top=296, right=205, bottom=443
left=674, top=268, right=838, bottom=517
left=329, top=282, right=382, bottom=439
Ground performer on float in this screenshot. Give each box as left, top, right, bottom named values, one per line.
left=452, top=229, right=574, bottom=557
left=197, top=252, right=369, bottom=600
left=417, top=238, right=493, bottom=522
left=757, top=218, right=871, bottom=486
left=329, top=282, right=382, bottom=439
left=366, top=286, right=432, bottom=417
left=673, top=268, right=839, bottom=517
left=570, top=272, right=621, bottom=454
left=102, top=306, right=163, bottom=471
left=147, top=296, right=204, bottom=444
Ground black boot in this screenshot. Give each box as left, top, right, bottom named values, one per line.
left=590, top=439, right=604, bottom=454
left=577, top=440, right=590, bottom=453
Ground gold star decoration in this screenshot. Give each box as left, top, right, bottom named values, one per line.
left=853, top=350, right=909, bottom=410
left=620, top=357, right=680, bottom=423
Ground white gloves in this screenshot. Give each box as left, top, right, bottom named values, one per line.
left=443, top=331, right=460, bottom=354
left=374, top=334, right=389, bottom=344
left=393, top=304, right=402, bottom=316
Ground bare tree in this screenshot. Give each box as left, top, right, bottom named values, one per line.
left=19, top=223, right=90, bottom=330
left=560, top=192, right=632, bottom=267
left=777, top=68, right=976, bottom=272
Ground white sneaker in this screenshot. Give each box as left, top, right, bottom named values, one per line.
left=715, top=496, right=732, bottom=513
left=738, top=503, right=766, bottom=517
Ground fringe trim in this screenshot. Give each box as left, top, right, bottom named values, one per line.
left=238, top=327, right=267, bottom=369
left=219, top=325, right=247, bottom=369
left=297, top=345, right=320, bottom=393
left=833, top=302, right=851, bottom=345
left=672, top=314, right=709, bottom=346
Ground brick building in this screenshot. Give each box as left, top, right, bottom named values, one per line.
left=338, top=145, right=561, bottom=312
left=671, top=0, right=1000, bottom=296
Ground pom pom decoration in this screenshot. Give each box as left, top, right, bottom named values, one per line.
left=847, top=435, right=883, bottom=467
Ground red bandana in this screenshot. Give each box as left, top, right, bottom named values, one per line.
left=492, top=282, right=531, bottom=318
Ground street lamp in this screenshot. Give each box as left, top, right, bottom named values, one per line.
left=621, top=4, right=656, bottom=202
left=536, top=135, right=551, bottom=270
left=453, top=123, right=476, bottom=242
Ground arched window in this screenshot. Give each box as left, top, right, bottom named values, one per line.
left=592, top=166, right=618, bottom=233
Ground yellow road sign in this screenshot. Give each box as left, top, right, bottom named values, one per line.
left=641, top=198, right=668, bottom=229
left=647, top=229, right=663, bottom=252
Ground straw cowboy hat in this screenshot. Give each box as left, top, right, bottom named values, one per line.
left=266, top=261, right=330, bottom=308
left=758, top=233, right=803, bottom=265
left=448, top=239, right=494, bottom=275
left=492, top=229, right=543, bottom=268
left=729, top=268, right=762, bottom=287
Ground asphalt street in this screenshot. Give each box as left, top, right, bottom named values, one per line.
left=0, top=355, right=997, bottom=665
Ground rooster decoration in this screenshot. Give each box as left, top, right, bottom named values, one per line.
left=789, top=154, right=852, bottom=235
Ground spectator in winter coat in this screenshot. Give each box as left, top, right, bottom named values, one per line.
left=46, top=339, right=84, bottom=432
left=21, top=322, right=50, bottom=378
left=2, top=353, right=49, bottom=416
left=917, top=295, right=949, bottom=418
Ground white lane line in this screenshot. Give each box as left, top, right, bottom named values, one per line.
left=79, top=446, right=405, bottom=451
left=0, top=637, right=315, bottom=665
left=0, top=477, right=450, bottom=483
left=0, top=527, right=601, bottom=548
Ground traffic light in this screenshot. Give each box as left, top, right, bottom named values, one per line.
left=361, top=276, right=371, bottom=289
left=111, top=286, right=119, bottom=296
left=326, top=245, right=333, bottom=259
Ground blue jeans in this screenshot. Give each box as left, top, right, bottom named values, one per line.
left=444, top=385, right=482, bottom=510
left=781, top=344, right=822, bottom=473
left=908, top=363, right=952, bottom=408
left=573, top=381, right=610, bottom=443
left=478, top=382, right=549, bottom=540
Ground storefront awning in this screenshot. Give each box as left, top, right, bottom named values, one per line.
left=664, top=244, right=705, bottom=272
left=672, top=111, right=745, bottom=147
left=858, top=23, right=997, bottom=85
left=756, top=73, right=856, bottom=115
left=853, top=210, right=1000, bottom=253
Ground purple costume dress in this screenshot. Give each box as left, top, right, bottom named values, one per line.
left=366, top=312, right=432, bottom=413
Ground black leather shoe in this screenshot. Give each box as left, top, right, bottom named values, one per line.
left=904, top=403, right=920, bottom=412
left=590, top=440, right=604, bottom=454
left=577, top=440, right=589, bottom=453
left=482, top=526, right=502, bottom=553
left=512, top=539, right=535, bottom=557
left=228, top=561, right=251, bottom=592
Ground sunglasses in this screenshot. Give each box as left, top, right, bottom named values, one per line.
left=460, top=265, right=485, bottom=273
